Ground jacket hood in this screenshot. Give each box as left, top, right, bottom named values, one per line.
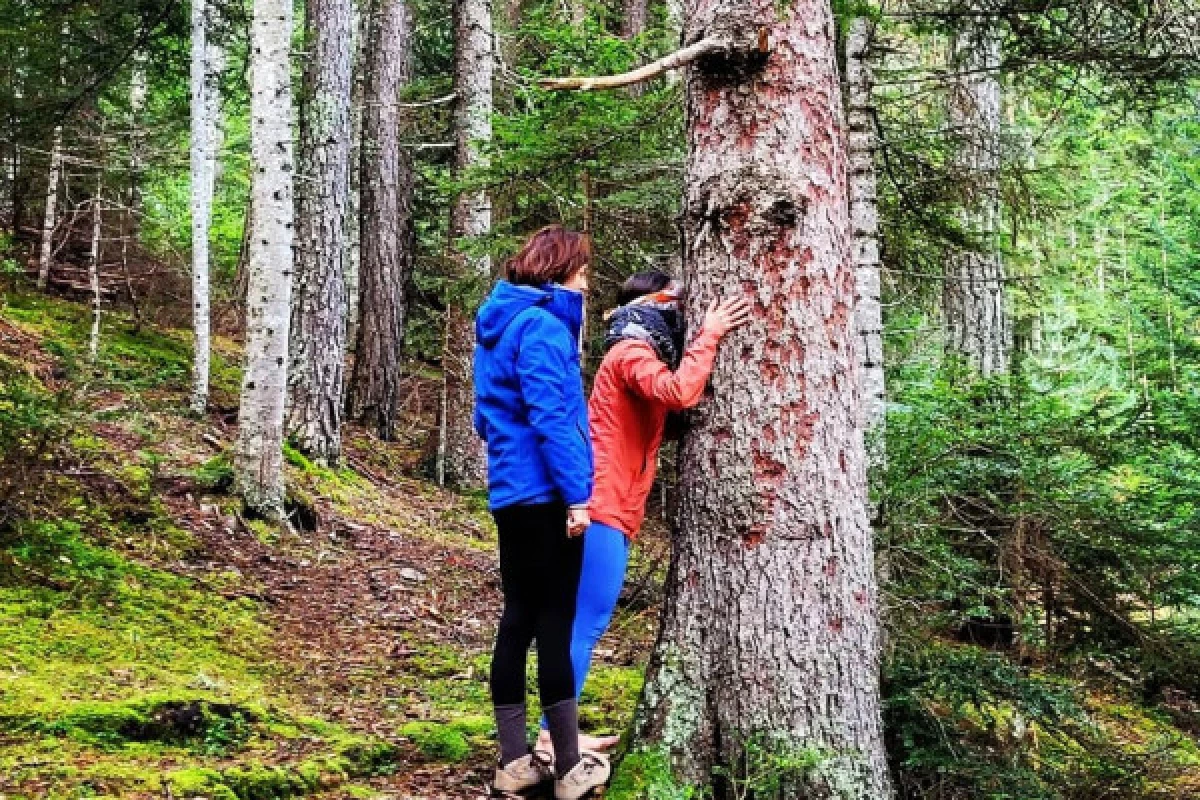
left=476, top=281, right=584, bottom=349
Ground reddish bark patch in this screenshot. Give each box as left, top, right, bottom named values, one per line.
left=828, top=616, right=845, bottom=634
left=824, top=557, right=838, bottom=577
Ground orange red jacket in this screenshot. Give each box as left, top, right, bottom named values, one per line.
left=587, top=327, right=722, bottom=538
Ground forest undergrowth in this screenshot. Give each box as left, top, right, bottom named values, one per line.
left=2, top=282, right=1198, bottom=799
left=0, top=287, right=652, bottom=800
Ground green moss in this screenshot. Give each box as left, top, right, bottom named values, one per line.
left=580, top=665, right=643, bottom=731
left=399, top=716, right=492, bottom=763
left=195, top=454, right=235, bottom=493
left=608, top=747, right=698, bottom=800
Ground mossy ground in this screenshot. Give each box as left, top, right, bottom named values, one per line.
left=4, top=287, right=1196, bottom=799
left=0, top=288, right=649, bottom=799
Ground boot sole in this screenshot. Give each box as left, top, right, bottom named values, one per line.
left=490, top=782, right=555, bottom=799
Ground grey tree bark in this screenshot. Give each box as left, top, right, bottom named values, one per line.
left=943, top=20, right=1010, bottom=376
left=345, top=0, right=365, bottom=351
left=437, top=0, right=493, bottom=487
left=190, top=0, right=224, bottom=414
left=87, top=172, right=103, bottom=363
left=628, top=2, right=893, bottom=797
left=847, top=18, right=885, bottom=438
left=235, top=0, right=295, bottom=517
left=621, top=0, right=647, bottom=38
left=35, top=124, right=64, bottom=290
left=346, top=0, right=416, bottom=441
left=288, top=0, right=353, bottom=463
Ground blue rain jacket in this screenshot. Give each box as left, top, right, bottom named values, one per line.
left=473, top=281, right=593, bottom=510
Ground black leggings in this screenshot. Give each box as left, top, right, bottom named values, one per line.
left=490, top=501, right=584, bottom=708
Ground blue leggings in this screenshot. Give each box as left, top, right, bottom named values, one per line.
left=542, top=521, right=629, bottom=726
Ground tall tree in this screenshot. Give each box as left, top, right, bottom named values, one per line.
left=189, top=0, right=224, bottom=414
left=35, top=122, right=63, bottom=290
left=621, top=0, right=647, bottom=38
left=235, top=0, right=295, bottom=517
left=346, top=0, right=416, bottom=441
left=288, top=0, right=353, bottom=462
left=436, top=0, right=493, bottom=486
left=345, top=0, right=365, bottom=351
left=943, top=19, right=1009, bottom=376
left=848, top=18, right=885, bottom=437
left=87, top=166, right=103, bottom=363
left=543, top=1, right=893, bottom=795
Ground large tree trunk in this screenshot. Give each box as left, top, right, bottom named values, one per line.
left=288, top=0, right=353, bottom=462
left=35, top=124, right=64, bottom=289
left=621, top=0, right=647, bottom=38
left=190, top=0, right=224, bottom=414
left=943, top=20, right=1009, bottom=376
left=437, top=0, right=493, bottom=487
left=345, top=0, right=366, bottom=352
left=235, top=0, right=295, bottom=517
left=628, top=2, right=893, bottom=797
left=847, top=18, right=885, bottom=438
left=346, top=0, right=416, bottom=441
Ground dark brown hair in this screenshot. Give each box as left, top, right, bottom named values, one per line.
left=505, top=225, right=592, bottom=286
left=617, top=270, right=673, bottom=306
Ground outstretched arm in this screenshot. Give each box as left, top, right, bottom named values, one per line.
left=622, top=297, right=753, bottom=410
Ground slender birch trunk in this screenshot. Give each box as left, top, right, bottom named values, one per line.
left=847, top=17, right=885, bottom=439
left=38, top=25, right=70, bottom=290
left=3, top=45, right=20, bottom=233
left=347, top=0, right=416, bottom=441
left=190, top=0, right=225, bottom=414
left=88, top=171, right=103, bottom=363
left=288, top=0, right=353, bottom=462
left=122, top=55, right=148, bottom=327
left=943, top=19, right=1010, bottom=376
left=628, top=2, right=893, bottom=796
left=438, top=0, right=493, bottom=487
left=235, top=0, right=296, bottom=517
left=35, top=125, right=64, bottom=289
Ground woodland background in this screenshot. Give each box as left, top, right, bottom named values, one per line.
left=1, top=0, right=1200, bottom=798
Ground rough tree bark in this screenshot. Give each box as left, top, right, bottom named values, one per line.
left=190, top=0, right=224, bottom=414
left=847, top=18, right=885, bottom=438
left=943, top=19, right=1009, bottom=376
left=437, top=0, right=493, bottom=487
left=626, top=2, right=893, bottom=796
left=345, top=0, right=365, bottom=352
left=235, top=0, right=295, bottom=517
left=346, top=0, right=416, bottom=441
left=288, top=0, right=353, bottom=462
left=621, top=0, right=647, bottom=38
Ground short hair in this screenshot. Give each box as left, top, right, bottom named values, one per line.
left=505, top=225, right=593, bottom=286
left=617, top=271, right=673, bottom=306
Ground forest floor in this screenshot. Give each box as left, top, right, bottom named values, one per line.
left=4, top=289, right=1200, bottom=800
left=0, top=290, right=660, bottom=799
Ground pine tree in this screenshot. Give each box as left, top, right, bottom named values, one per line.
left=288, top=0, right=353, bottom=461
left=346, top=0, right=416, bottom=441
left=576, top=2, right=895, bottom=795
left=943, top=17, right=1010, bottom=376
left=437, top=0, right=493, bottom=486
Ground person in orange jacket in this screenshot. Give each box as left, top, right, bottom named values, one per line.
left=538, top=271, right=751, bottom=754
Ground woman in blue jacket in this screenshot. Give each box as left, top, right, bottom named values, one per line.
left=474, top=226, right=610, bottom=799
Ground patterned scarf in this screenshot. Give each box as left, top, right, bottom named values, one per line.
left=604, top=282, right=686, bottom=368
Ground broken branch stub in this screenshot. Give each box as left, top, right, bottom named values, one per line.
left=537, top=28, right=771, bottom=92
